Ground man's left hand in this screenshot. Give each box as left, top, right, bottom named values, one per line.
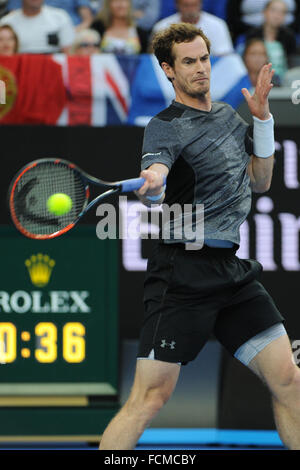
left=242, top=63, right=275, bottom=120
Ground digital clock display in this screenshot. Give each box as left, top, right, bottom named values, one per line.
left=0, top=226, right=119, bottom=396
left=0, top=322, right=86, bottom=364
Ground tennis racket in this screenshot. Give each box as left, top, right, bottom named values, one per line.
left=8, top=158, right=158, bottom=240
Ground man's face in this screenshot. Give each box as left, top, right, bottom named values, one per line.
left=163, top=36, right=211, bottom=100
left=177, top=0, right=202, bottom=23
left=23, top=0, right=43, bottom=10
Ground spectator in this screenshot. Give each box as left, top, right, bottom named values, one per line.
left=91, top=0, right=160, bottom=31
left=72, top=27, right=101, bottom=54
left=6, top=0, right=94, bottom=30
left=91, top=0, right=149, bottom=54
left=243, top=37, right=281, bottom=86
left=156, top=0, right=230, bottom=24
left=0, top=0, right=75, bottom=53
left=227, top=0, right=300, bottom=43
left=151, top=0, right=234, bottom=56
left=0, top=23, right=18, bottom=53
left=246, top=0, right=297, bottom=81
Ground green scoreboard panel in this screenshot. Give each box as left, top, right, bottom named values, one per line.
left=0, top=226, right=119, bottom=440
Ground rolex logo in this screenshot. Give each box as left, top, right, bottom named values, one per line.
left=25, top=254, right=55, bottom=288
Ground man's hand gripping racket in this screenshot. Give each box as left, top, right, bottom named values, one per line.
left=8, top=158, right=166, bottom=240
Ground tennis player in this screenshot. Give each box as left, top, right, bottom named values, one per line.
left=99, top=23, right=300, bottom=450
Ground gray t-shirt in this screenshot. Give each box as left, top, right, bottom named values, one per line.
left=141, top=101, right=253, bottom=248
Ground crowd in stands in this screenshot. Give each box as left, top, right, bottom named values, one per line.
left=0, top=0, right=299, bottom=87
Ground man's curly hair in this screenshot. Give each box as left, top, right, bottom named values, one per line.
left=151, top=23, right=211, bottom=67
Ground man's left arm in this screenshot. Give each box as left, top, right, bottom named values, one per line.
left=242, top=63, right=275, bottom=193
left=247, top=153, right=274, bottom=193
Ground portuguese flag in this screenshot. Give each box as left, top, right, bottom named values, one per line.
left=0, top=54, right=66, bottom=124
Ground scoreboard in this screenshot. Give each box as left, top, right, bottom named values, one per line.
left=0, top=225, right=119, bottom=440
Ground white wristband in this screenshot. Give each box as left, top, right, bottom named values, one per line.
left=253, top=114, right=275, bottom=159
left=146, top=185, right=166, bottom=201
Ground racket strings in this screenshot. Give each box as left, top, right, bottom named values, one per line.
left=11, top=162, right=87, bottom=236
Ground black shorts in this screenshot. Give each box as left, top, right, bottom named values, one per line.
left=137, top=242, right=284, bottom=366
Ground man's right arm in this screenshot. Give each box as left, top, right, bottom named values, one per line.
left=135, top=163, right=169, bottom=207
left=137, top=115, right=181, bottom=206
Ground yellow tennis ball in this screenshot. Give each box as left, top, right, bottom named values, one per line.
left=47, top=193, right=72, bottom=216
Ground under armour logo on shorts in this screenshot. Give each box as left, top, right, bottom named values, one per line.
left=160, top=339, right=176, bottom=349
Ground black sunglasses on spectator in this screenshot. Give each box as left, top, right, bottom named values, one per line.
left=79, top=42, right=101, bottom=48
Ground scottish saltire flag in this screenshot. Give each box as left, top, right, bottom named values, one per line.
left=128, top=53, right=252, bottom=126
left=128, top=54, right=175, bottom=127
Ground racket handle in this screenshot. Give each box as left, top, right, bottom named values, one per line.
left=120, top=177, right=145, bottom=192
left=120, top=175, right=167, bottom=193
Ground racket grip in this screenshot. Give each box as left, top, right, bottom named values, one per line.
left=120, top=175, right=167, bottom=193
left=120, top=177, right=145, bottom=192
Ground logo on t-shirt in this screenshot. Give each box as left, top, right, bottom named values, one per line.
left=160, top=339, right=176, bottom=350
